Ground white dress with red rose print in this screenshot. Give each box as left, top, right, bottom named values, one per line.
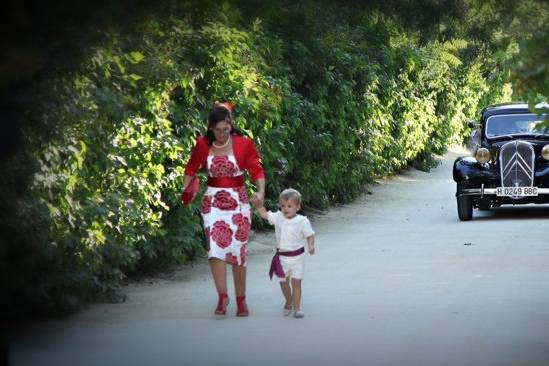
left=201, top=155, right=250, bottom=266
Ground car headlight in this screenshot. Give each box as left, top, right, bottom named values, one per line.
left=542, top=145, right=549, bottom=160
left=475, top=148, right=490, bottom=163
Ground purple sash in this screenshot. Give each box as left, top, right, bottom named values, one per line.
left=269, top=247, right=305, bottom=280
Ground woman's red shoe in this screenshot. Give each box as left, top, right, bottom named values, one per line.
left=215, top=293, right=229, bottom=315
left=236, top=295, right=249, bottom=317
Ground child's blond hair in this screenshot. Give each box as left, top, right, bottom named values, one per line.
left=279, top=188, right=302, bottom=206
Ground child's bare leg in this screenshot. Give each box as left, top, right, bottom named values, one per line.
left=291, top=278, right=302, bottom=310
left=280, top=277, right=292, bottom=307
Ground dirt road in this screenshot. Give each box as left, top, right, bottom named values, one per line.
left=10, top=147, right=549, bottom=366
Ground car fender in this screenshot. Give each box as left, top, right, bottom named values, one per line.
left=453, top=156, right=501, bottom=185
left=453, top=156, right=478, bottom=183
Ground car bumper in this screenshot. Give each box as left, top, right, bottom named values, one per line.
left=459, top=186, right=549, bottom=196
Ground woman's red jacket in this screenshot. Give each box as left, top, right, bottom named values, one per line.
left=183, top=135, right=265, bottom=181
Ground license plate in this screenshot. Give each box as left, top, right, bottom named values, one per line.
left=496, top=186, right=538, bottom=197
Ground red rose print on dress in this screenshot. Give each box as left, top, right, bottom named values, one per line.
left=231, top=213, right=246, bottom=226
left=201, top=196, right=212, bottom=214
left=210, top=156, right=235, bottom=177
left=213, top=190, right=238, bottom=211
left=225, top=252, right=239, bottom=265
left=211, top=221, right=233, bottom=248
left=235, top=228, right=249, bottom=242
left=233, top=186, right=248, bottom=204
left=232, top=214, right=250, bottom=242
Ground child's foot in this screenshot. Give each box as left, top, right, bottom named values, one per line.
left=293, top=309, right=304, bottom=318
left=283, top=304, right=292, bottom=316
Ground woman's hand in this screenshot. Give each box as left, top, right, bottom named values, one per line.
left=251, top=193, right=269, bottom=220
left=182, top=175, right=195, bottom=192
left=251, top=178, right=265, bottom=207
left=250, top=191, right=264, bottom=207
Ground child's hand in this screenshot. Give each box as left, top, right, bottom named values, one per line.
left=306, top=236, right=315, bottom=255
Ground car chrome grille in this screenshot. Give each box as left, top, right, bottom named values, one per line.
left=499, top=140, right=535, bottom=188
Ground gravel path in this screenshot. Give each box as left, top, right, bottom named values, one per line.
left=10, top=147, right=549, bottom=366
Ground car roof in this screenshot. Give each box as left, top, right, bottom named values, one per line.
left=481, top=102, right=549, bottom=119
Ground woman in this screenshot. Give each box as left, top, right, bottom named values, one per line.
left=181, top=102, right=265, bottom=317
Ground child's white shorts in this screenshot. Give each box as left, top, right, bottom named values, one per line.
left=279, top=254, right=305, bottom=282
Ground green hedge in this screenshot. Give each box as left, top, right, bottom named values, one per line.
left=1, top=2, right=512, bottom=317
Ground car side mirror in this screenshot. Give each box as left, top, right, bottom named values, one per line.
left=467, top=120, right=479, bottom=129
left=470, top=128, right=481, bottom=145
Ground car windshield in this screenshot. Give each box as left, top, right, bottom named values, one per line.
left=486, top=113, right=549, bottom=138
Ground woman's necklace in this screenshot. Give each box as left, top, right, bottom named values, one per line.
left=212, top=137, right=231, bottom=149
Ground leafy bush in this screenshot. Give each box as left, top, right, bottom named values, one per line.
left=1, top=1, right=519, bottom=318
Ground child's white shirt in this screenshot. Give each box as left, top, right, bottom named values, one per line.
left=266, top=211, right=314, bottom=251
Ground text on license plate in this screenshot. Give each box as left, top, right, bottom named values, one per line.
left=496, top=187, right=538, bottom=197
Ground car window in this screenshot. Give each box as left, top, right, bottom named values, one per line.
left=485, top=113, right=548, bottom=138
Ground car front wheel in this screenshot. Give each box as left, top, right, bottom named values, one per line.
left=457, top=195, right=473, bottom=221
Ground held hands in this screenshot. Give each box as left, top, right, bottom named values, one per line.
left=251, top=192, right=269, bottom=220
left=250, top=191, right=264, bottom=208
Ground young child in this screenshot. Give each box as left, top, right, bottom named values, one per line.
left=252, top=188, right=315, bottom=318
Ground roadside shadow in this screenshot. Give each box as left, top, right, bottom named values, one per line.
left=474, top=205, right=549, bottom=221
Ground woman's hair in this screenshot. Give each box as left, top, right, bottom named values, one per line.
left=205, top=104, right=244, bottom=145
left=279, top=188, right=302, bottom=205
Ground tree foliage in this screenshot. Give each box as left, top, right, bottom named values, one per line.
left=1, top=0, right=545, bottom=319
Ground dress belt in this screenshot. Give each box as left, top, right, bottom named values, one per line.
left=269, top=247, right=305, bottom=280
left=207, top=176, right=244, bottom=188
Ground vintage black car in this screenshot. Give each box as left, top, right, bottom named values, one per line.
left=453, top=102, right=549, bottom=220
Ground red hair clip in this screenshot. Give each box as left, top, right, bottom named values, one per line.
left=214, top=101, right=233, bottom=113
